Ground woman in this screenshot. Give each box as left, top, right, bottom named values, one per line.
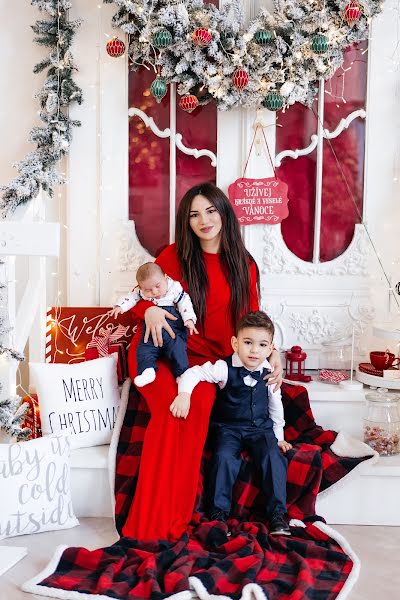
left=123, top=182, right=283, bottom=541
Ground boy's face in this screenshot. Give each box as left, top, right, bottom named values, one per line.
left=231, top=327, right=273, bottom=370
left=139, top=272, right=168, bottom=299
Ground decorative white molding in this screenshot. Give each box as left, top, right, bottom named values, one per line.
left=128, top=106, right=217, bottom=166
left=175, top=133, right=217, bottom=167
left=262, top=223, right=370, bottom=276
left=274, top=108, right=367, bottom=167
left=289, top=309, right=340, bottom=345
left=128, top=107, right=171, bottom=138
left=117, top=220, right=154, bottom=273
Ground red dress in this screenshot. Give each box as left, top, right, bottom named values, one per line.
left=122, top=244, right=259, bottom=540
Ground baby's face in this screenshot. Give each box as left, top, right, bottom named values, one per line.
left=139, top=273, right=168, bottom=299
left=231, top=327, right=273, bottom=370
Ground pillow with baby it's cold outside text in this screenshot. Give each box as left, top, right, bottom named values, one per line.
left=0, top=434, right=79, bottom=541
left=29, top=355, right=120, bottom=449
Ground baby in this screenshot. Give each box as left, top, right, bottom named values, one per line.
left=170, top=310, right=292, bottom=536
left=112, top=262, right=198, bottom=387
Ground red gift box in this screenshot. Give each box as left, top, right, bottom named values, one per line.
left=21, top=393, right=42, bottom=439
left=85, top=325, right=129, bottom=385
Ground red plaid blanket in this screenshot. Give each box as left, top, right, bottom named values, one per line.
left=34, top=383, right=371, bottom=600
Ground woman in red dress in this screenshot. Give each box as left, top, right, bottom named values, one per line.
left=122, top=182, right=283, bottom=541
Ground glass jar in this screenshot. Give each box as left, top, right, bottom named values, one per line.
left=318, top=337, right=352, bottom=384
left=363, top=388, right=400, bottom=456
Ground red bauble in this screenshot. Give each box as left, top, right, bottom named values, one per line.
left=106, top=37, right=126, bottom=58
left=192, top=27, right=212, bottom=47
left=232, top=68, right=249, bottom=91
left=343, top=1, right=362, bottom=26
left=179, top=94, right=199, bottom=113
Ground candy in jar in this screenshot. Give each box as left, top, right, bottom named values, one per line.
left=363, top=388, right=400, bottom=456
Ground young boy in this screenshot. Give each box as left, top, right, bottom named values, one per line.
left=112, top=262, right=198, bottom=387
left=170, top=310, right=292, bottom=536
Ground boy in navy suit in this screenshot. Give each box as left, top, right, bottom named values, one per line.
left=170, top=310, right=292, bottom=536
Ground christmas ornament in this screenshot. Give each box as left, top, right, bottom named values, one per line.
left=344, top=1, right=362, bottom=26
left=254, top=30, right=273, bottom=45
left=150, top=76, right=168, bottom=103
left=311, top=33, right=329, bottom=54
left=262, top=91, right=283, bottom=111
left=152, top=29, right=173, bottom=49
left=106, top=37, right=125, bottom=58
left=192, top=27, right=212, bottom=47
left=232, top=68, right=249, bottom=91
left=179, top=94, right=199, bottom=113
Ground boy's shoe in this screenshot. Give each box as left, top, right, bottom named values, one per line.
left=269, top=513, right=291, bottom=536
left=209, top=509, right=228, bottom=523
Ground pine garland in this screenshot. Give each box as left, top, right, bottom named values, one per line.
left=0, top=263, right=28, bottom=440
left=105, top=0, right=383, bottom=110
left=0, top=1, right=83, bottom=217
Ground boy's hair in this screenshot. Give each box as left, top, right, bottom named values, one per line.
left=237, top=311, right=274, bottom=338
left=136, top=262, right=165, bottom=284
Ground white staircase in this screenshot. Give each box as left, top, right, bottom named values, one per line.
left=70, top=381, right=400, bottom=525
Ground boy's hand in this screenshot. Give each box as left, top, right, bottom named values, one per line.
left=170, top=393, right=191, bottom=419
left=184, top=319, right=199, bottom=335
left=110, top=306, right=123, bottom=319
left=278, top=440, right=292, bottom=454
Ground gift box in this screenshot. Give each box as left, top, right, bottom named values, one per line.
left=85, top=325, right=129, bottom=385
left=21, top=394, right=42, bottom=439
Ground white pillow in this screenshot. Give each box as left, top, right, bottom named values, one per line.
left=0, top=434, right=78, bottom=540
left=30, top=355, right=120, bottom=449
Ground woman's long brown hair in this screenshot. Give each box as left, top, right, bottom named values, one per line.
left=175, top=182, right=260, bottom=329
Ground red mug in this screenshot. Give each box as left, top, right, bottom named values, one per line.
left=370, top=351, right=400, bottom=370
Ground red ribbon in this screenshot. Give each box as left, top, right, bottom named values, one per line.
left=86, top=325, right=128, bottom=357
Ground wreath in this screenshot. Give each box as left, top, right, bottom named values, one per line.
left=105, top=0, right=382, bottom=111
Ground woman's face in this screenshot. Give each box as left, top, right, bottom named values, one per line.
left=189, top=194, right=222, bottom=246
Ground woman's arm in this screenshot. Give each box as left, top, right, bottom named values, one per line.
left=264, top=349, right=283, bottom=391
left=249, top=260, right=260, bottom=311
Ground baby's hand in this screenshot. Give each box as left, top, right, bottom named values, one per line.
left=110, top=306, right=123, bottom=319
left=170, top=392, right=191, bottom=419
left=278, top=440, right=292, bottom=454
left=184, top=319, right=199, bottom=335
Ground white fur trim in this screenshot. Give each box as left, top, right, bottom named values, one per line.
left=107, top=377, right=131, bottom=524
left=331, top=431, right=377, bottom=459
left=289, top=519, right=306, bottom=528
left=313, top=523, right=360, bottom=600
left=188, top=577, right=268, bottom=600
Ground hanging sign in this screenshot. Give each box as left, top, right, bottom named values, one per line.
left=228, top=177, right=289, bottom=225
left=229, top=124, right=290, bottom=225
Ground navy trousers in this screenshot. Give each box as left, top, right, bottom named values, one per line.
left=136, top=306, right=189, bottom=378
left=208, top=423, right=288, bottom=516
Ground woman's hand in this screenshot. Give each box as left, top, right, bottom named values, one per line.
left=143, top=306, right=178, bottom=347
left=264, top=349, right=283, bottom=392
left=278, top=440, right=292, bottom=454
left=170, top=392, right=191, bottom=419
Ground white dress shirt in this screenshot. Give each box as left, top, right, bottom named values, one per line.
left=115, top=276, right=197, bottom=324
left=178, top=352, right=285, bottom=441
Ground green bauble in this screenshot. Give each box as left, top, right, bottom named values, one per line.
left=152, top=29, right=173, bottom=49
left=150, top=77, right=168, bottom=103
left=254, top=29, right=273, bottom=45
left=311, top=33, right=329, bottom=54
left=262, top=91, right=283, bottom=111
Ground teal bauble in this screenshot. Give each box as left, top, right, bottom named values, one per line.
left=152, top=29, right=173, bottom=49
left=254, top=30, right=273, bottom=45
left=150, top=77, right=168, bottom=103
left=262, top=91, right=283, bottom=111
left=311, top=33, right=329, bottom=54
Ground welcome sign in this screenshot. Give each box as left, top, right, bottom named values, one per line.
left=228, top=177, right=289, bottom=225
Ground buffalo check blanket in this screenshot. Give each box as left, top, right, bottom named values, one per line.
left=24, top=381, right=377, bottom=600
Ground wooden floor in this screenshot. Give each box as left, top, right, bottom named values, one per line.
left=1, top=518, right=399, bottom=599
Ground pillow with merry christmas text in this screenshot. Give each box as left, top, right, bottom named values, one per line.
left=0, top=434, right=79, bottom=541
left=29, top=355, right=120, bottom=449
